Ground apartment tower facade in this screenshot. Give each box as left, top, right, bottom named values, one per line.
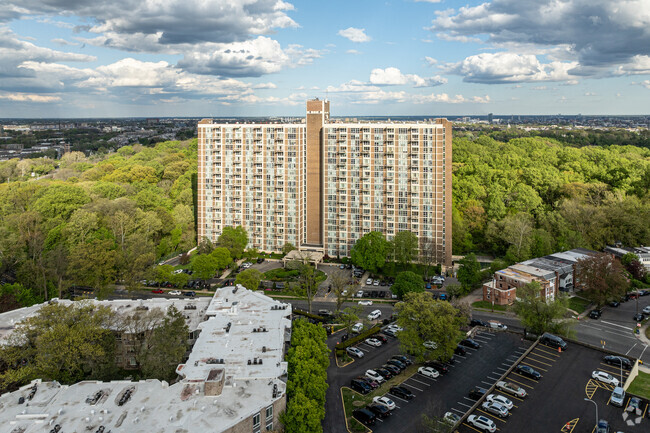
left=198, top=100, right=452, bottom=266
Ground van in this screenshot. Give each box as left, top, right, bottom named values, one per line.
left=488, top=320, right=507, bottom=330
left=367, top=310, right=382, bottom=320
left=610, top=386, right=625, bottom=407
left=352, top=323, right=364, bottom=333
left=540, top=333, right=567, bottom=351
left=353, top=408, right=376, bottom=426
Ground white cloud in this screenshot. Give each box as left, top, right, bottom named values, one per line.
left=369, top=67, right=447, bottom=87
left=436, top=33, right=482, bottom=44
left=326, top=80, right=380, bottom=93
left=252, top=82, right=277, bottom=89
left=346, top=49, right=361, bottom=55
left=616, top=55, right=650, bottom=75
left=640, top=80, right=650, bottom=89
left=415, top=0, right=442, bottom=3
left=444, top=52, right=578, bottom=84
left=0, top=92, right=60, bottom=102
left=424, top=56, right=438, bottom=66
left=338, top=27, right=371, bottom=43
left=50, top=38, right=78, bottom=46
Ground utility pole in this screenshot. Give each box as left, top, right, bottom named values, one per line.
left=584, top=398, right=598, bottom=428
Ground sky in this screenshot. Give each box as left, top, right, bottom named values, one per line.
left=0, top=0, right=649, bottom=118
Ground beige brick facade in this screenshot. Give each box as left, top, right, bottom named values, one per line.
left=198, top=100, right=452, bottom=266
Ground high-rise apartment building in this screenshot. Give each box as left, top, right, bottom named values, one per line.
left=198, top=100, right=452, bottom=266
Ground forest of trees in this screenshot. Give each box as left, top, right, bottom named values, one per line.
left=452, top=135, right=650, bottom=261
left=0, top=139, right=197, bottom=307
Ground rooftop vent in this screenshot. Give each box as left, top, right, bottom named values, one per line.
left=225, top=322, right=232, bottom=333
left=27, top=384, right=37, bottom=401
left=49, top=425, right=61, bottom=433
left=117, top=388, right=132, bottom=406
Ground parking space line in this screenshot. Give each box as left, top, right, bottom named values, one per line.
left=477, top=409, right=507, bottom=423
left=534, top=346, right=561, bottom=357
left=523, top=355, right=553, bottom=367
left=506, top=376, right=535, bottom=389
left=401, top=382, right=424, bottom=392
left=451, top=407, right=466, bottom=415
left=598, top=363, right=629, bottom=377
left=463, top=422, right=484, bottom=432
left=482, top=381, right=495, bottom=386
left=511, top=371, right=541, bottom=383
left=458, top=401, right=474, bottom=408
left=387, top=393, right=409, bottom=403
left=495, top=367, right=508, bottom=372
left=410, top=377, right=432, bottom=386
left=529, top=351, right=559, bottom=362
left=488, top=375, right=501, bottom=381
left=473, top=337, right=491, bottom=343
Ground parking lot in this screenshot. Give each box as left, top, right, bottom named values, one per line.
left=458, top=340, right=649, bottom=433
left=325, top=328, right=531, bottom=433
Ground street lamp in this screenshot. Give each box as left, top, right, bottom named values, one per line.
left=584, top=398, right=598, bottom=429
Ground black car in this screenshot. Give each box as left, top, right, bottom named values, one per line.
left=633, top=313, right=645, bottom=322
left=454, top=345, right=467, bottom=356
left=424, top=360, right=449, bottom=374
left=386, top=359, right=406, bottom=371
left=603, top=355, right=632, bottom=370
left=515, top=364, right=541, bottom=380
left=356, top=376, right=379, bottom=389
left=183, top=291, right=196, bottom=297
left=469, top=386, right=487, bottom=400
left=460, top=338, right=481, bottom=349
left=383, top=364, right=401, bottom=375
left=256, top=257, right=265, bottom=263
left=639, top=290, right=650, bottom=296
left=350, top=379, right=372, bottom=394
left=609, top=300, right=620, bottom=307
left=353, top=408, right=376, bottom=426
left=390, top=385, right=415, bottom=400
left=470, top=319, right=489, bottom=327
left=375, top=334, right=388, bottom=343
left=392, top=355, right=412, bottom=366
left=367, top=403, right=391, bottom=419
left=589, top=309, right=603, bottom=319
left=375, top=367, right=393, bottom=380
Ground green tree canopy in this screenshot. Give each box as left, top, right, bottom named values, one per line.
left=218, top=225, right=248, bottom=259
left=512, top=281, right=570, bottom=336
left=191, top=254, right=218, bottom=281
left=391, top=271, right=425, bottom=299
left=210, top=247, right=232, bottom=271
left=391, top=231, right=419, bottom=268
left=457, top=253, right=483, bottom=290
left=235, top=268, right=262, bottom=291
left=349, top=231, right=389, bottom=272
left=576, top=253, right=630, bottom=306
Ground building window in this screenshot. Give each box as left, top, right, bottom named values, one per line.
left=253, top=413, right=260, bottom=427
left=266, top=422, right=273, bottom=431
left=266, top=405, right=273, bottom=420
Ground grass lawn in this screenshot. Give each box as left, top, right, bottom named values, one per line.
left=567, top=296, right=591, bottom=314
left=627, top=371, right=650, bottom=400
left=472, top=300, right=508, bottom=311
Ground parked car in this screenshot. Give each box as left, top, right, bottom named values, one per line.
left=151, top=289, right=164, bottom=294
left=365, top=338, right=382, bottom=347
left=356, top=376, right=379, bottom=389
left=358, top=300, right=373, bottom=306
left=469, top=386, right=488, bottom=400
left=372, top=396, right=396, bottom=410
left=390, top=386, right=414, bottom=400
left=423, top=340, right=438, bottom=350
left=467, top=415, right=497, bottom=433
left=366, top=278, right=373, bottom=285
left=356, top=290, right=364, bottom=298
left=644, top=306, right=650, bottom=314
left=351, top=323, right=364, bottom=333
left=374, top=334, right=388, bottom=343
left=424, top=360, right=449, bottom=374
left=591, top=370, right=619, bottom=386
left=460, top=338, right=481, bottom=349
left=367, top=309, right=382, bottom=320
left=375, top=367, right=393, bottom=380
left=383, top=364, right=401, bottom=375
left=418, top=366, right=440, bottom=378
left=515, top=364, right=541, bottom=380
left=609, top=300, right=620, bottom=307
left=540, top=332, right=567, bottom=350
left=633, top=313, right=645, bottom=322
left=346, top=347, right=364, bottom=359
left=392, top=355, right=412, bottom=366
left=365, top=369, right=385, bottom=383
left=386, top=359, right=406, bottom=371
left=367, top=403, right=391, bottom=419
left=488, top=320, right=507, bottom=330
left=496, top=381, right=527, bottom=398
left=626, top=397, right=642, bottom=414
left=350, top=379, right=372, bottom=394
left=470, top=319, right=489, bottom=327
left=454, top=345, right=467, bottom=356
left=183, top=291, right=196, bottom=297
left=610, top=386, right=625, bottom=407
left=438, top=293, right=447, bottom=301
left=353, top=408, right=376, bottom=426
left=603, top=355, right=632, bottom=370
left=482, top=401, right=509, bottom=418
left=169, top=290, right=181, bottom=296
left=589, top=308, right=603, bottom=319
left=443, top=412, right=461, bottom=425
left=486, top=394, right=513, bottom=410
left=596, top=419, right=610, bottom=433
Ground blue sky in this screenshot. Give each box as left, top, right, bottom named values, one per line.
left=0, top=0, right=648, bottom=118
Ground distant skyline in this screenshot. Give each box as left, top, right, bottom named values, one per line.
left=0, top=0, right=649, bottom=118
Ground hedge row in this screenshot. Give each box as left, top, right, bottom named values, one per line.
left=293, top=308, right=326, bottom=322
left=335, top=325, right=381, bottom=356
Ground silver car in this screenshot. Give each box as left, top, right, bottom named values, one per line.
left=482, top=401, right=509, bottom=418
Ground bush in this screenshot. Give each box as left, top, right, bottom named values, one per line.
left=335, top=325, right=381, bottom=354
left=263, top=268, right=300, bottom=281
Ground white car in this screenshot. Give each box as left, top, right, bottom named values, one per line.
left=367, top=309, right=382, bottom=320
left=373, top=280, right=380, bottom=286
left=643, top=306, right=650, bottom=314
left=423, top=340, right=438, bottom=350
left=356, top=290, right=364, bottom=298
left=387, top=324, right=403, bottom=332
left=468, top=415, right=497, bottom=433
left=418, top=366, right=440, bottom=378
left=341, top=289, right=348, bottom=296
left=346, top=347, right=364, bottom=358
left=372, top=396, right=396, bottom=411
left=482, top=401, right=509, bottom=418
left=443, top=412, right=461, bottom=425
left=365, top=338, right=382, bottom=347
left=168, top=290, right=181, bottom=296
left=366, top=278, right=373, bottom=285
left=496, top=381, right=527, bottom=398
left=358, top=300, right=373, bottom=306
left=486, top=394, right=513, bottom=410
left=592, top=370, right=620, bottom=386
left=172, top=269, right=183, bottom=274
left=488, top=320, right=507, bottom=330
left=366, top=369, right=385, bottom=383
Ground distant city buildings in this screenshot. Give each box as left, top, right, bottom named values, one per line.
left=0, top=286, right=291, bottom=433
left=198, top=99, right=453, bottom=266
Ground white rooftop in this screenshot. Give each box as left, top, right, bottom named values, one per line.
left=0, top=286, right=291, bottom=433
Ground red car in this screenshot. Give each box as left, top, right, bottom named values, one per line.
left=151, top=289, right=164, bottom=294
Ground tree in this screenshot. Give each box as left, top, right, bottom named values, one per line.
left=621, top=253, right=646, bottom=281
left=329, top=269, right=352, bottom=313
left=295, top=262, right=319, bottom=314
left=391, top=271, right=425, bottom=299
left=420, top=237, right=440, bottom=280
left=457, top=253, right=483, bottom=290
left=391, top=231, right=418, bottom=268
left=218, top=226, right=248, bottom=259
left=244, top=247, right=259, bottom=261
left=512, top=281, right=570, bottom=336
left=155, top=264, right=174, bottom=287
left=235, top=268, right=262, bottom=291
left=191, top=254, right=218, bottom=281
left=576, top=253, right=630, bottom=306
left=349, top=231, right=389, bottom=272
left=210, top=247, right=232, bottom=271
left=395, top=292, right=465, bottom=363
left=68, top=239, right=118, bottom=299
left=337, top=305, right=363, bottom=334
left=282, top=242, right=296, bottom=255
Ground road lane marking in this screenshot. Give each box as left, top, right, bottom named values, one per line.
left=601, top=320, right=636, bottom=331
left=625, top=343, right=638, bottom=355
